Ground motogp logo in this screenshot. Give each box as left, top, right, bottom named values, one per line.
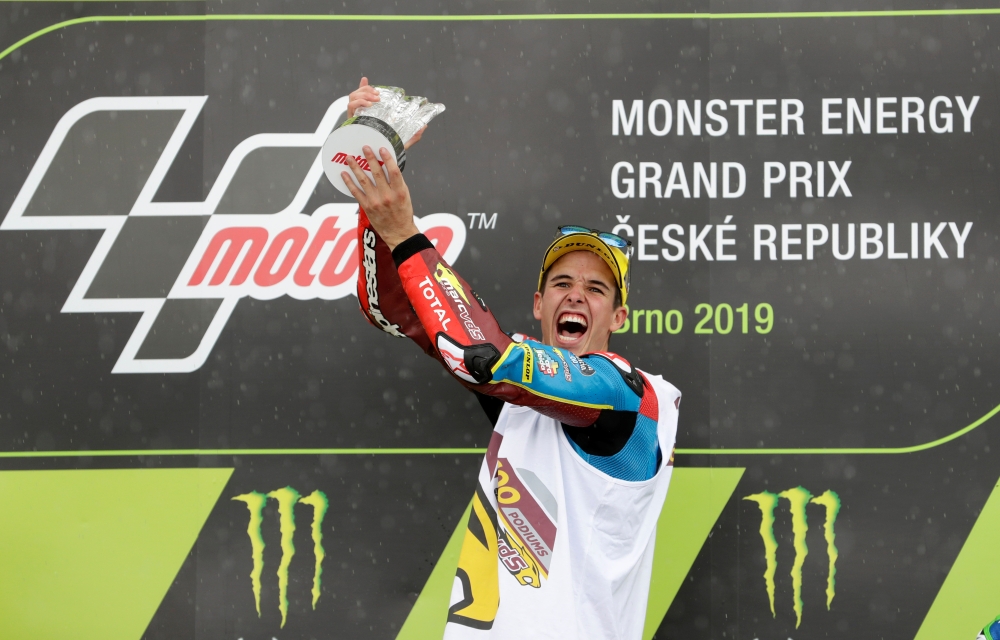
left=2, top=96, right=466, bottom=373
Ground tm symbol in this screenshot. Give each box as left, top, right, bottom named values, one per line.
left=466, top=213, right=498, bottom=229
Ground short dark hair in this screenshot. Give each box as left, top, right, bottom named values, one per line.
left=539, top=266, right=623, bottom=309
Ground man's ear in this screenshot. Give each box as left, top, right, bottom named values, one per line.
left=532, top=291, right=543, bottom=321
left=609, top=304, right=629, bottom=332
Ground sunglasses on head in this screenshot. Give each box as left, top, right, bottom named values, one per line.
left=555, top=225, right=633, bottom=254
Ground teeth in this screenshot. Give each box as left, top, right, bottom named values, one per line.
left=559, top=313, right=588, bottom=328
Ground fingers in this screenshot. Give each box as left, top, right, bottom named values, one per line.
left=343, top=156, right=374, bottom=201
left=402, top=125, right=426, bottom=150
left=361, top=145, right=391, bottom=190
left=344, top=144, right=405, bottom=218
left=348, top=78, right=380, bottom=117
left=380, top=146, right=404, bottom=183
left=347, top=95, right=379, bottom=117
left=340, top=170, right=367, bottom=204
left=352, top=88, right=380, bottom=102
left=347, top=99, right=375, bottom=117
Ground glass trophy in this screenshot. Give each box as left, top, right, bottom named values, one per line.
left=322, top=86, right=445, bottom=196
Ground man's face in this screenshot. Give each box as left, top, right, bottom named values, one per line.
left=533, top=250, right=628, bottom=356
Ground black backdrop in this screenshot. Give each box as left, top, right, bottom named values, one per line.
left=1, top=2, right=999, bottom=639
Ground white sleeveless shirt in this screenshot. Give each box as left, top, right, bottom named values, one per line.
left=445, top=371, right=681, bottom=640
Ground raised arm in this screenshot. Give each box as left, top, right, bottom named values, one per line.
left=344, top=145, right=645, bottom=426
left=392, top=233, right=646, bottom=426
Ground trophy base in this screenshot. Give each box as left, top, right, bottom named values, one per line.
left=322, top=116, right=406, bottom=196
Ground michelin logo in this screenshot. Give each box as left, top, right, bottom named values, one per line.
left=2, top=95, right=466, bottom=374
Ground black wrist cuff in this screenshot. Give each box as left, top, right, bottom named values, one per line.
left=392, top=233, right=434, bottom=267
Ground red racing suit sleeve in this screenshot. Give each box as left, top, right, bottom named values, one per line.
left=355, top=208, right=436, bottom=357
left=386, top=231, right=645, bottom=427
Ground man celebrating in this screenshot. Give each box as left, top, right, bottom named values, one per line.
left=343, top=82, right=680, bottom=640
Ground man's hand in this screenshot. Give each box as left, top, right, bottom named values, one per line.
left=347, top=77, right=380, bottom=118
left=342, top=145, right=420, bottom=251
left=347, top=77, right=427, bottom=149
left=404, top=125, right=427, bottom=149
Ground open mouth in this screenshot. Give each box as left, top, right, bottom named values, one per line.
left=556, top=312, right=589, bottom=343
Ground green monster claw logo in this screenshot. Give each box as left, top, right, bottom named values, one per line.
left=744, top=487, right=841, bottom=629
left=233, top=487, right=329, bottom=628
